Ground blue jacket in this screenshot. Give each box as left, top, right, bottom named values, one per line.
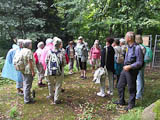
left=66, top=45, right=75, bottom=59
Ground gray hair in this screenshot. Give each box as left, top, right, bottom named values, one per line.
left=23, top=39, right=32, bottom=48
left=53, top=37, right=62, bottom=48
left=94, top=40, right=99, bottom=45
left=37, top=42, right=44, bottom=48
left=17, top=39, right=24, bottom=47
left=45, top=38, right=53, bottom=44
left=126, top=31, right=135, bottom=41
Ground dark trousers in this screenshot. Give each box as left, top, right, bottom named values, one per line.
left=117, top=70, right=138, bottom=106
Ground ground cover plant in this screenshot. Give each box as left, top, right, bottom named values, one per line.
left=0, top=66, right=160, bottom=120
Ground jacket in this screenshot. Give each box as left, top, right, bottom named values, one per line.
left=101, top=45, right=115, bottom=73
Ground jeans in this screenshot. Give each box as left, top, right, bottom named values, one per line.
left=136, top=68, right=144, bottom=99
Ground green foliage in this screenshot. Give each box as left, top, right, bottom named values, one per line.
left=9, top=106, right=19, bottom=119
left=78, top=102, right=94, bottom=120
left=0, top=57, right=5, bottom=71
left=118, top=108, right=143, bottom=120
left=106, top=102, right=117, bottom=113
left=153, top=100, right=160, bottom=120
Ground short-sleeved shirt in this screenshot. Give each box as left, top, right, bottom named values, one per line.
left=21, top=48, right=34, bottom=74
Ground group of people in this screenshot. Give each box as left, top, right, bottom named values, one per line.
left=1, top=31, right=146, bottom=111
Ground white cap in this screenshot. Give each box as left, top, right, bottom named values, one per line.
left=120, top=38, right=126, bottom=43
left=78, top=36, right=83, bottom=40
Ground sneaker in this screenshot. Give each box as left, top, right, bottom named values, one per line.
left=68, top=71, right=72, bottom=75
left=107, top=91, right=113, bottom=96
left=113, top=100, right=126, bottom=106
left=46, top=96, right=53, bottom=100
left=53, top=100, right=62, bottom=104
left=124, top=104, right=135, bottom=111
left=24, top=99, right=36, bottom=104
left=83, top=76, right=87, bottom=80
left=97, top=92, right=106, bottom=97
left=38, top=83, right=47, bottom=87
left=110, top=92, right=113, bottom=96
left=80, top=76, right=84, bottom=79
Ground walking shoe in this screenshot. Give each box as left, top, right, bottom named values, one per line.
left=32, top=90, right=36, bottom=98
left=107, top=91, right=113, bottom=96
left=53, top=100, right=62, bottom=104
left=46, top=96, right=53, bottom=100
left=83, top=76, right=87, bottom=80
left=38, top=82, right=47, bottom=87
left=113, top=100, right=126, bottom=106
left=24, top=99, right=36, bottom=104
left=80, top=76, right=84, bottom=79
left=124, top=104, right=135, bottom=111
left=97, top=92, right=106, bottom=97
left=69, top=71, right=73, bottom=75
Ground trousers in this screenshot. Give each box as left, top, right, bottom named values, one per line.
left=47, top=75, right=63, bottom=102
left=117, top=69, right=138, bottom=106
left=22, top=74, right=33, bottom=103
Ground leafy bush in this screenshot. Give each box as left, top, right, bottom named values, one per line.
left=0, top=49, right=8, bottom=57
left=0, top=57, right=5, bottom=72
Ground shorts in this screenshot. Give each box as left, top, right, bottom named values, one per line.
left=79, top=58, right=87, bottom=70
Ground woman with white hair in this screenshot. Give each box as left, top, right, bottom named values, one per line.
left=2, top=39, right=24, bottom=95
left=34, top=42, right=46, bottom=87
left=45, top=38, right=66, bottom=104
left=40, top=38, right=53, bottom=70
left=20, top=39, right=35, bottom=104
left=89, top=40, right=101, bottom=73
left=120, top=38, right=127, bottom=58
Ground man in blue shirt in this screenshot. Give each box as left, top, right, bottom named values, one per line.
left=114, top=32, right=143, bottom=111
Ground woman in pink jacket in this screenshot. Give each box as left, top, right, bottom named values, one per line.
left=89, top=40, right=101, bottom=73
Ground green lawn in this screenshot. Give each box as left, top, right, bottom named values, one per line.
left=0, top=67, right=160, bottom=120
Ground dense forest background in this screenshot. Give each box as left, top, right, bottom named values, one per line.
left=0, top=0, right=160, bottom=56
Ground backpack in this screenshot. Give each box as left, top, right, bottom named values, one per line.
left=48, top=50, right=62, bottom=76
left=13, top=50, right=25, bottom=71
left=142, top=45, right=153, bottom=63
left=116, top=48, right=124, bottom=64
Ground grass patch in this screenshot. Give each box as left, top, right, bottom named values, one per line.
left=153, top=100, right=160, bottom=120
left=0, top=67, right=160, bottom=120
left=118, top=107, right=143, bottom=120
